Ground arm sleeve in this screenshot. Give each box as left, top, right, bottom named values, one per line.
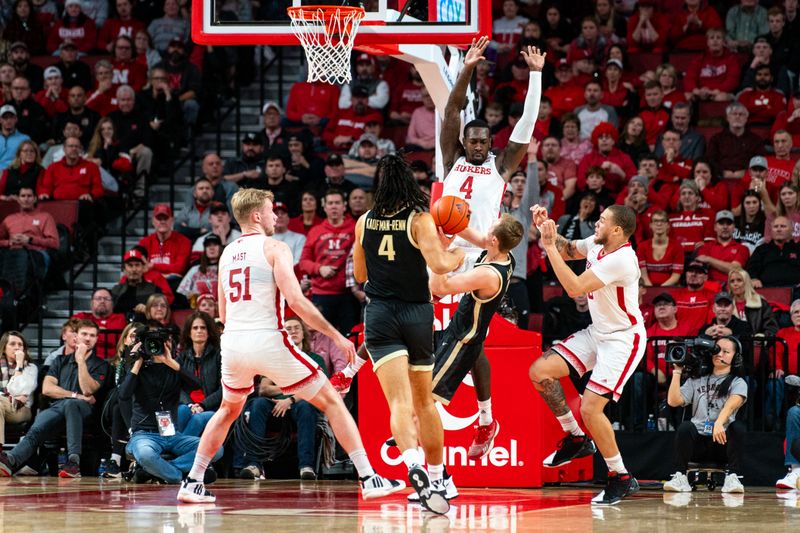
left=509, top=72, right=542, bottom=144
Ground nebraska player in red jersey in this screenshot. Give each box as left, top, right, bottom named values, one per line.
left=178, top=189, right=403, bottom=503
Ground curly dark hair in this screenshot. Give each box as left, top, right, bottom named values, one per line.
left=371, top=154, right=429, bottom=216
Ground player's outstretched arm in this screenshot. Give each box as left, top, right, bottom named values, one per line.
left=353, top=214, right=367, bottom=284
left=270, top=241, right=357, bottom=363
left=441, top=36, right=489, bottom=173
left=497, top=46, right=546, bottom=180
left=429, top=267, right=500, bottom=300
left=414, top=212, right=465, bottom=274
left=539, top=220, right=602, bottom=297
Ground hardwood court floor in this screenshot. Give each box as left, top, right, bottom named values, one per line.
left=0, top=478, right=799, bottom=532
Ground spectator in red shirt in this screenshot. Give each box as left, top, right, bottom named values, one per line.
left=72, top=288, right=128, bottom=359
left=694, top=209, right=751, bottom=282
left=668, top=179, right=715, bottom=253
left=543, top=59, right=585, bottom=119
left=496, top=56, right=538, bottom=104
left=0, top=186, right=58, bottom=275
left=386, top=65, right=424, bottom=126
left=559, top=113, right=593, bottom=166
left=37, top=135, right=102, bottom=201
left=601, top=58, right=637, bottom=121
left=639, top=81, right=670, bottom=149
left=541, top=135, right=578, bottom=201
left=577, top=121, right=637, bottom=193
left=653, top=64, right=687, bottom=112
left=137, top=203, right=191, bottom=281
left=676, top=159, right=729, bottom=214
left=288, top=191, right=324, bottom=236
left=110, top=36, right=148, bottom=92
left=34, top=67, right=69, bottom=118
left=770, top=93, right=800, bottom=147
left=638, top=210, right=685, bottom=287
left=97, top=0, right=146, bottom=53
left=674, top=260, right=717, bottom=332
left=738, top=137, right=794, bottom=213
left=323, top=86, right=383, bottom=151
left=737, top=65, right=787, bottom=126
left=567, top=17, right=609, bottom=66
left=669, top=0, right=724, bottom=52
left=684, top=28, right=742, bottom=102
left=649, top=129, right=694, bottom=210
left=47, top=0, right=97, bottom=54
left=85, top=60, right=118, bottom=117
left=627, top=0, right=668, bottom=53
left=298, top=189, right=357, bottom=333
left=776, top=300, right=800, bottom=377
left=285, top=80, right=341, bottom=131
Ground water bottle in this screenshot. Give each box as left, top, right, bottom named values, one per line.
left=57, top=448, right=66, bottom=469
left=646, top=414, right=656, bottom=432
left=98, top=458, right=107, bottom=478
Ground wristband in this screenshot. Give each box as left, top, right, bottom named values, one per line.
left=71, top=391, right=78, bottom=399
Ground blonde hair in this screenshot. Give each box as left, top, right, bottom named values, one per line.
left=231, top=188, right=275, bottom=227
left=655, top=64, right=677, bottom=89
left=728, top=267, right=762, bottom=308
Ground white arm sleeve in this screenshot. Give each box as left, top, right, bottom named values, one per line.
left=509, top=71, right=542, bottom=144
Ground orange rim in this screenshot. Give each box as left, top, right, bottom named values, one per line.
left=287, top=5, right=366, bottom=22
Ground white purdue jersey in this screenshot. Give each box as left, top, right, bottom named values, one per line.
left=442, top=153, right=506, bottom=252
left=219, top=233, right=282, bottom=332
left=577, top=236, right=644, bottom=334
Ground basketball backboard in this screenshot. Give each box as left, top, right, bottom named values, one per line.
left=191, top=0, right=490, bottom=47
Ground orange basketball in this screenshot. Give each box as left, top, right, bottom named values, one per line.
left=431, top=195, right=470, bottom=234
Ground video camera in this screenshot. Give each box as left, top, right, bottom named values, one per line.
left=132, top=326, right=173, bottom=360
left=664, top=337, right=719, bottom=377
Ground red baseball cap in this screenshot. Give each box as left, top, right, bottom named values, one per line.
left=196, top=293, right=217, bottom=305
left=153, top=203, right=173, bottom=218
left=123, top=249, right=145, bottom=263
left=273, top=201, right=288, bottom=213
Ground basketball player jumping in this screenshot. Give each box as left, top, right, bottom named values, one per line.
left=334, top=36, right=545, bottom=461
left=353, top=155, right=464, bottom=515
left=529, top=204, right=646, bottom=505
left=177, top=189, right=404, bottom=503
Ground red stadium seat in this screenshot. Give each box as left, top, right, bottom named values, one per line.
left=0, top=200, right=17, bottom=220
left=172, top=309, right=193, bottom=328
left=37, top=200, right=78, bottom=237
left=667, top=53, right=700, bottom=76
left=628, top=52, right=664, bottom=74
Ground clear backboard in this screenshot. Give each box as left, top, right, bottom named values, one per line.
left=191, top=0, right=490, bottom=47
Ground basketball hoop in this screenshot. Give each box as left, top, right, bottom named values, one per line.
left=287, top=5, right=366, bottom=85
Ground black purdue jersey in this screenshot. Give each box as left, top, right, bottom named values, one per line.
left=362, top=207, right=431, bottom=303
left=447, top=250, right=514, bottom=345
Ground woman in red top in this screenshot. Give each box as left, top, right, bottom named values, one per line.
left=288, top=191, right=324, bottom=236
left=655, top=64, right=687, bottom=111
left=668, top=0, right=724, bottom=51
left=668, top=159, right=728, bottom=212
left=637, top=210, right=685, bottom=286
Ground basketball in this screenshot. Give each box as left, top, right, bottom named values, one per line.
left=431, top=195, right=471, bottom=234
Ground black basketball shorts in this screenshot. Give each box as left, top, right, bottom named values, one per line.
left=431, top=328, right=485, bottom=405
left=363, top=298, right=434, bottom=372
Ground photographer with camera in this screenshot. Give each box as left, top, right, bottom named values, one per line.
left=0, top=320, right=110, bottom=478
left=663, top=336, right=748, bottom=493
left=119, top=326, right=222, bottom=484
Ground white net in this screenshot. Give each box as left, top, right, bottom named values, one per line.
left=288, top=6, right=365, bottom=85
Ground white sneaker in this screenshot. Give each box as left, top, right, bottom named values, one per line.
left=663, top=471, right=692, bottom=492
left=177, top=478, right=216, bottom=503
left=408, top=473, right=459, bottom=501
left=360, top=473, right=406, bottom=500
left=776, top=471, right=800, bottom=490
left=721, top=473, right=744, bottom=493
left=663, top=493, right=692, bottom=507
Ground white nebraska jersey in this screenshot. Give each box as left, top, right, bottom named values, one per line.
left=219, top=233, right=282, bottom=332
left=577, top=236, right=644, bottom=334
left=442, top=153, right=506, bottom=250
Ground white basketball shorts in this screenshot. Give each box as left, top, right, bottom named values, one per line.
left=220, top=329, right=325, bottom=402
left=552, top=324, right=646, bottom=402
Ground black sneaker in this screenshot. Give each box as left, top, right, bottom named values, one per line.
left=0, top=452, right=14, bottom=477
left=408, top=465, right=449, bottom=515
left=132, top=464, right=154, bottom=484
left=543, top=434, right=596, bottom=467
left=592, top=472, right=640, bottom=505
left=104, top=460, right=122, bottom=479
left=59, top=460, right=81, bottom=478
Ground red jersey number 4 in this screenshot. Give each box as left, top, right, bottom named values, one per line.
left=228, top=267, right=252, bottom=302
left=459, top=176, right=474, bottom=200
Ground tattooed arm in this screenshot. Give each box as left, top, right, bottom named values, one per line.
left=552, top=234, right=587, bottom=261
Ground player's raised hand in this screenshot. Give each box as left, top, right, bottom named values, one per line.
left=464, top=36, right=489, bottom=68
left=520, top=45, right=546, bottom=72
left=539, top=219, right=558, bottom=247
left=530, top=205, right=549, bottom=228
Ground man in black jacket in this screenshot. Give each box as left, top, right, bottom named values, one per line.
left=120, top=331, right=222, bottom=484
left=698, top=292, right=752, bottom=341
left=747, top=216, right=800, bottom=288
left=111, top=248, right=162, bottom=315
left=0, top=320, right=109, bottom=478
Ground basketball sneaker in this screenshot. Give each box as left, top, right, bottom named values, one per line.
left=721, top=473, right=744, bottom=493
left=360, top=473, right=406, bottom=499
left=543, top=434, right=596, bottom=467
left=591, top=472, right=639, bottom=505
left=663, top=471, right=692, bottom=492
left=330, top=372, right=352, bottom=395
left=776, top=470, right=800, bottom=490
left=0, top=452, right=14, bottom=477
left=177, top=477, right=216, bottom=503
left=408, top=465, right=449, bottom=515
left=468, top=420, right=500, bottom=460
left=408, top=469, right=459, bottom=501
left=59, top=460, right=81, bottom=478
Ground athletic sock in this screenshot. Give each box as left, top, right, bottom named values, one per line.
left=110, top=453, right=122, bottom=465
left=791, top=464, right=800, bottom=472
left=188, top=453, right=212, bottom=482
left=401, top=448, right=424, bottom=470
left=428, top=463, right=444, bottom=483
left=349, top=449, right=375, bottom=479
left=477, top=399, right=493, bottom=426
left=343, top=357, right=366, bottom=379
left=556, top=412, right=585, bottom=437
left=604, top=454, right=627, bottom=475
